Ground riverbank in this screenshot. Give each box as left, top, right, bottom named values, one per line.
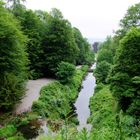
left=15, top=78, right=54, bottom=114
left=88, top=85, right=116, bottom=139
left=0, top=65, right=89, bottom=139
left=32, top=65, right=89, bottom=130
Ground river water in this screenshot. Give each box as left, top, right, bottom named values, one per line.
left=74, top=63, right=96, bottom=131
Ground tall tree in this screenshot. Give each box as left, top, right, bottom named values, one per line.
left=109, top=28, right=140, bottom=117
left=0, top=1, right=28, bottom=110
left=42, top=8, right=79, bottom=75
left=73, top=27, right=94, bottom=65
left=115, top=3, right=140, bottom=39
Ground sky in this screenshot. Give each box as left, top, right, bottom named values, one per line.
left=25, top=0, right=140, bottom=41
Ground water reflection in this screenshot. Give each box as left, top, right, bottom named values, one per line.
left=74, top=64, right=96, bottom=131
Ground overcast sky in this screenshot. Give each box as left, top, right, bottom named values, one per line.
left=26, top=0, right=140, bottom=40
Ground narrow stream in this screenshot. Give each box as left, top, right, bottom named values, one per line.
left=74, top=63, right=96, bottom=131
left=36, top=64, right=96, bottom=138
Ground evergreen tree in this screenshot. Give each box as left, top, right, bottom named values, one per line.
left=0, top=1, right=28, bottom=111
left=42, top=8, right=79, bottom=75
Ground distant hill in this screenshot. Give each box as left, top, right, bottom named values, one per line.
left=87, top=38, right=105, bottom=44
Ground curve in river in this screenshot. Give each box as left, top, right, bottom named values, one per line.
left=74, top=63, right=96, bottom=131
left=15, top=78, right=54, bottom=114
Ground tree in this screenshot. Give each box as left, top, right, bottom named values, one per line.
left=94, top=61, right=111, bottom=84
left=73, top=27, right=94, bottom=65
left=18, top=9, right=46, bottom=79
left=56, top=61, right=76, bottom=84
left=10, top=3, right=48, bottom=79
left=97, top=49, right=113, bottom=64
left=120, top=3, right=140, bottom=30
left=97, top=37, right=115, bottom=64
left=0, top=1, right=28, bottom=111
left=42, top=8, right=79, bottom=75
left=115, top=3, right=140, bottom=39
left=109, top=28, right=140, bottom=116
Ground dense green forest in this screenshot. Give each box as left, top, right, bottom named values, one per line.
left=0, top=0, right=140, bottom=139
left=91, top=3, right=140, bottom=139
left=0, top=0, right=94, bottom=111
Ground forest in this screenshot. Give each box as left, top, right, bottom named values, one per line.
left=0, top=0, right=140, bottom=140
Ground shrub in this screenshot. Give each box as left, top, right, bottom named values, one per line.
left=0, top=73, right=25, bottom=111
left=56, top=61, right=76, bottom=84
left=94, top=61, right=111, bottom=84
left=0, top=125, right=17, bottom=138
left=88, top=86, right=117, bottom=139
left=32, top=82, right=72, bottom=119
left=32, top=66, right=88, bottom=126
left=97, top=49, right=113, bottom=64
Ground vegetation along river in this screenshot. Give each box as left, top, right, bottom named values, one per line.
left=74, top=63, right=96, bottom=131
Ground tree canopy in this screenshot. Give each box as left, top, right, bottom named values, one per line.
left=109, top=28, right=140, bottom=116
left=0, top=1, right=28, bottom=110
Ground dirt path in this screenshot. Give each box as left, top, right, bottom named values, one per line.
left=15, top=78, right=54, bottom=114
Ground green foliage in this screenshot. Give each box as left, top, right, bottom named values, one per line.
left=94, top=61, right=111, bottom=84
left=88, top=86, right=118, bottom=139
left=97, top=37, right=115, bottom=64
left=56, top=61, right=76, bottom=84
left=119, top=3, right=140, bottom=36
left=115, top=3, right=140, bottom=39
left=69, top=65, right=88, bottom=91
left=7, top=3, right=91, bottom=79
left=0, top=1, right=28, bottom=110
left=94, top=83, right=105, bottom=93
left=32, top=81, right=72, bottom=119
left=109, top=28, right=140, bottom=116
left=73, top=27, right=95, bottom=65
left=0, top=125, right=17, bottom=138
left=0, top=73, right=25, bottom=110
left=11, top=5, right=47, bottom=79
left=43, top=9, right=79, bottom=75
left=94, top=37, right=115, bottom=84
left=32, top=66, right=88, bottom=124
left=88, top=85, right=140, bottom=139
left=76, top=128, right=90, bottom=140
left=97, top=49, right=113, bottom=64
left=0, top=123, right=25, bottom=139
left=90, top=4, right=140, bottom=140
left=0, top=112, right=40, bottom=139
left=19, top=9, right=46, bottom=79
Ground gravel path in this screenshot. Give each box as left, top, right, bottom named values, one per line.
left=15, top=78, right=54, bottom=114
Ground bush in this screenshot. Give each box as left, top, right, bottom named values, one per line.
left=0, top=125, right=17, bottom=138
left=97, top=49, right=113, bottom=64
left=88, top=86, right=117, bottom=139
left=0, top=73, right=25, bottom=111
left=32, top=81, right=72, bottom=119
left=94, top=61, right=111, bottom=84
left=94, top=83, right=104, bottom=93
left=56, top=61, right=76, bottom=84
left=32, top=66, right=88, bottom=126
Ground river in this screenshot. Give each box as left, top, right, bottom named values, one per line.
left=74, top=63, right=96, bottom=131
